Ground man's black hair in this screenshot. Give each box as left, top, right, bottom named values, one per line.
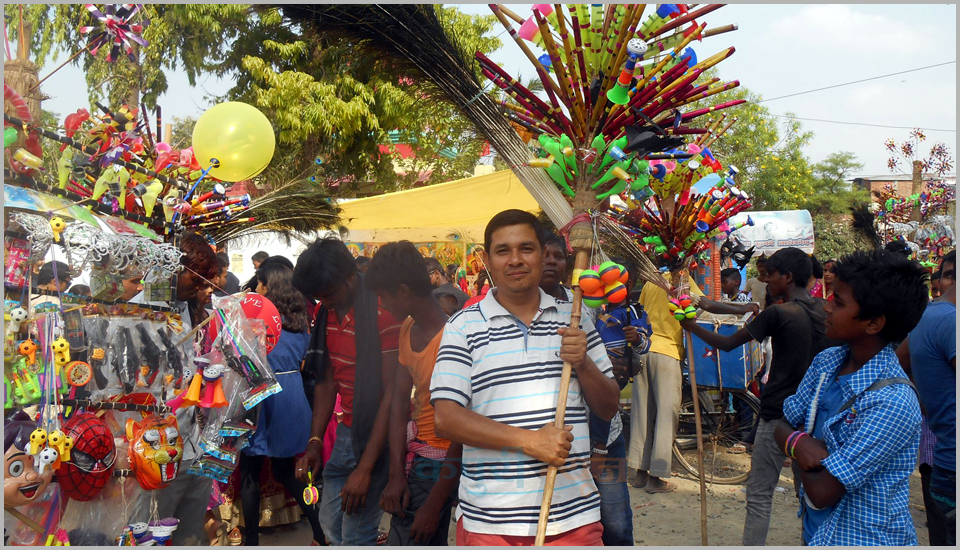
left=484, top=209, right=545, bottom=253
left=720, top=267, right=742, bottom=283
left=252, top=250, right=270, bottom=263
left=355, top=256, right=371, bottom=268
left=365, top=241, right=434, bottom=297
left=832, top=250, right=929, bottom=343
left=423, top=257, right=443, bottom=274
left=542, top=233, right=567, bottom=252
left=810, top=255, right=823, bottom=279
left=883, top=240, right=911, bottom=257
left=765, top=247, right=812, bottom=288
left=37, top=261, right=71, bottom=286
left=755, top=254, right=767, bottom=265
left=940, top=249, right=956, bottom=280
left=293, top=239, right=357, bottom=297
left=216, top=252, right=230, bottom=269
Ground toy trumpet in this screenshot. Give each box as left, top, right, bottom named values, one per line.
left=191, top=183, right=227, bottom=207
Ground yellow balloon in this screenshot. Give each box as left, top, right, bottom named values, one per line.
left=192, top=102, right=276, bottom=182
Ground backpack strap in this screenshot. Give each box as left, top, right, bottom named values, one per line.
left=839, top=377, right=916, bottom=413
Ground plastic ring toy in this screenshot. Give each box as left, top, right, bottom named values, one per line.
left=65, top=361, right=93, bottom=386
left=303, top=471, right=319, bottom=505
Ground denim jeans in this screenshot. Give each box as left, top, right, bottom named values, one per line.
left=930, top=465, right=956, bottom=546
left=320, top=423, right=389, bottom=545
left=593, top=434, right=634, bottom=546
left=742, top=417, right=800, bottom=546
left=387, top=456, right=457, bottom=546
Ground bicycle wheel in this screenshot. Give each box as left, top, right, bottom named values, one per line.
left=673, top=388, right=760, bottom=484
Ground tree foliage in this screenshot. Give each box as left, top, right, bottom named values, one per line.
left=804, top=151, right=870, bottom=217
left=694, top=70, right=817, bottom=212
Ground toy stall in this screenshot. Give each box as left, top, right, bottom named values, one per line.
left=3, top=6, right=284, bottom=544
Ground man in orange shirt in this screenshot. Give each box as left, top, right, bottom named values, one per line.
left=365, top=242, right=463, bottom=545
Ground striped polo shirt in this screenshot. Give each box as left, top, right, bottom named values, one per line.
left=430, top=288, right=614, bottom=537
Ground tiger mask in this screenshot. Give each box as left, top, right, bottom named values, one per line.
left=125, top=415, right=183, bottom=491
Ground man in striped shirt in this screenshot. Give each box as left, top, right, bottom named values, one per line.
left=430, top=210, right=620, bottom=545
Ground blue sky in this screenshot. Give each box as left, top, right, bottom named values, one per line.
left=38, top=4, right=956, bottom=177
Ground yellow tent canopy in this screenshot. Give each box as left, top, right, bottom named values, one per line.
left=337, top=170, right=542, bottom=243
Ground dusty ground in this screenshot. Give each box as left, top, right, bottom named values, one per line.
left=259, top=459, right=932, bottom=546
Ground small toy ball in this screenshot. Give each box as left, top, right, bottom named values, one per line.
left=582, top=289, right=607, bottom=309
left=678, top=294, right=693, bottom=308
left=604, top=282, right=628, bottom=304
left=667, top=299, right=681, bottom=312
left=618, top=266, right=629, bottom=285
left=684, top=305, right=697, bottom=319
left=599, top=261, right=621, bottom=284
left=578, top=270, right=602, bottom=294
left=673, top=308, right=686, bottom=321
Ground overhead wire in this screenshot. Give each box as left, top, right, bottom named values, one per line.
left=757, top=60, right=956, bottom=103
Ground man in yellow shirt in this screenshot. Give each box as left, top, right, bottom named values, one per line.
left=629, top=273, right=702, bottom=493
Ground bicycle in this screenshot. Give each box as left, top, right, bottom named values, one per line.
left=620, top=371, right=761, bottom=485
left=671, top=372, right=760, bottom=484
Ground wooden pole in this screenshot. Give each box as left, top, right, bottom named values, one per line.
left=684, top=329, right=709, bottom=545
left=535, top=248, right=589, bottom=545
left=7, top=507, right=46, bottom=535
left=910, top=160, right=923, bottom=222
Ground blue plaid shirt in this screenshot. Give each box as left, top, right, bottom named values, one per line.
left=783, top=344, right=921, bottom=546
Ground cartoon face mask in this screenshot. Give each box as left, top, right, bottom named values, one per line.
left=55, top=413, right=116, bottom=501
left=4, top=447, right=54, bottom=508
left=126, top=415, right=182, bottom=491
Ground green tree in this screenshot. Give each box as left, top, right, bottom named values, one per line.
left=694, top=71, right=818, bottom=211
left=6, top=4, right=250, bottom=107
left=804, top=152, right=869, bottom=216
left=812, top=215, right=872, bottom=260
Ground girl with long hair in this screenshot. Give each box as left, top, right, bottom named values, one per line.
left=239, top=263, right=326, bottom=546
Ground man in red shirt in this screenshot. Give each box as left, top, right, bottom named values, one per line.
left=293, top=239, right=402, bottom=545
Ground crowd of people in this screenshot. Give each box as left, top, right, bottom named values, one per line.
left=135, top=211, right=953, bottom=547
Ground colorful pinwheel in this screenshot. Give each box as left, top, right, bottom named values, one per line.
left=79, top=4, right=150, bottom=63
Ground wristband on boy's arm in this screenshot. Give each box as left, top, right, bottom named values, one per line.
left=783, top=430, right=803, bottom=458
left=788, top=432, right=808, bottom=459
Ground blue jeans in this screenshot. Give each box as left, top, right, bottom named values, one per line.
left=320, top=423, right=389, bottom=545
left=593, top=434, right=634, bottom=546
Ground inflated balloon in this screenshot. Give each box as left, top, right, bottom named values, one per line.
left=192, top=102, right=276, bottom=182
left=4, top=127, right=17, bottom=148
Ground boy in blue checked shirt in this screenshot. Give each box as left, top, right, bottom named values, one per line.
left=774, top=250, right=929, bottom=545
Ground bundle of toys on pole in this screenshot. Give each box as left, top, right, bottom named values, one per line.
left=4, top=5, right=282, bottom=545
left=478, top=4, right=753, bottom=543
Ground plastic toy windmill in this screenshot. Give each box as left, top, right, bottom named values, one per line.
left=79, top=4, right=151, bottom=63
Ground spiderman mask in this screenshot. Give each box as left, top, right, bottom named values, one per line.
left=55, top=413, right=116, bottom=501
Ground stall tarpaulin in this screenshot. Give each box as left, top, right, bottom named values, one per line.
left=726, top=210, right=815, bottom=254
left=336, top=170, right=541, bottom=243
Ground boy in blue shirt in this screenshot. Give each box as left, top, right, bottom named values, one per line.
left=774, top=250, right=929, bottom=545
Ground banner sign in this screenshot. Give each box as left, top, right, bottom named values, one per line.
left=726, top=210, right=815, bottom=254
